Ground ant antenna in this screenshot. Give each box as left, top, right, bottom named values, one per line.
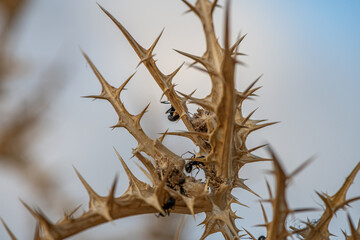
left=181, top=151, right=195, bottom=158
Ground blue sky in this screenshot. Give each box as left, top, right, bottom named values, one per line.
left=0, top=0, right=359, bottom=239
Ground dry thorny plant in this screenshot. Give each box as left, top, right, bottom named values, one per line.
left=1, top=0, right=360, bottom=239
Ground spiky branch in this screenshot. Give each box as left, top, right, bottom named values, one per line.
left=2, top=1, right=359, bottom=240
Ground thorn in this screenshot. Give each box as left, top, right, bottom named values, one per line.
left=177, top=91, right=215, bottom=111
left=244, top=74, right=263, bottom=96
left=135, top=163, right=154, bottom=184
left=243, top=86, right=263, bottom=100
left=115, top=72, right=136, bottom=99
left=290, top=207, right=320, bottom=214
left=113, top=147, right=133, bottom=182
left=333, top=161, right=360, bottom=204
left=147, top=28, right=165, bottom=56
left=98, top=3, right=146, bottom=57
left=158, top=129, right=169, bottom=143
left=166, top=62, right=185, bottom=84
left=19, top=200, right=55, bottom=233
left=114, top=147, right=147, bottom=192
left=339, top=196, right=360, bottom=210
left=110, top=120, right=124, bottom=130
left=182, top=196, right=196, bottom=219
left=81, top=94, right=107, bottom=100
left=267, top=145, right=287, bottom=177
left=230, top=33, right=248, bottom=53
left=19, top=199, right=38, bottom=219
left=234, top=178, right=261, bottom=198
left=133, top=151, right=159, bottom=185
left=211, top=0, right=220, bottom=15
left=232, top=52, right=248, bottom=56
left=242, top=227, right=257, bottom=240
left=238, top=154, right=271, bottom=164
left=181, top=0, right=200, bottom=17
left=341, top=229, right=348, bottom=238
left=347, top=214, right=359, bottom=237
left=173, top=49, right=206, bottom=67
left=188, top=60, right=198, bottom=68
left=0, top=218, right=17, bottom=240
left=66, top=204, right=82, bottom=219
left=230, top=197, right=249, bottom=208
left=253, top=223, right=267, bottom=228
left=247, top=144, right=268, bottom=153
left=81, top=50, right=114, bottom=97
left=182, top=9, right=192, bottom=15
left=259, top=201, right=268, bottom=225
left=288, top=156, right=315, bottom=179
left=135, top=102, right=151, bottom=129
left=188, top=88, right=197, bottom=97
left=73, top=166, right=101, bottom=202
left=315, top=191, right=332, bottom=211
left=235, top=59, right=247, bottom=67
left=240, top=108, right=259, bottom=125
left=250, top=121, right=279, bottom=133
left=265, top=178, right=273, bottom=200
left=108, top=174, right=119, bottom=204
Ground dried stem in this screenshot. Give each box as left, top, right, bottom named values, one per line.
left=2, top=1, right=359, bottom=240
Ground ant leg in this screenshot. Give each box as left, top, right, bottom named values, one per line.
left=194, top=168, right=201, bottom=178
left=181, top=151, right=195, bottom=158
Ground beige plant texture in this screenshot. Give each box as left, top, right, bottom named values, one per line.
left=1, top=0, right=360, bottom=239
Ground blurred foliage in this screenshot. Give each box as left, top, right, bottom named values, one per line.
left=0, top=0, right=61, bottom=199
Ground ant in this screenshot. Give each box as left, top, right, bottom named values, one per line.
left=182, top=151, right=205, bottom=176
left=166, top=170, right=187, bottom=196
left=185, top=159, right=205, bottom=175
left=161, top=101, right=180, bottom=121
left=156, top=197, right=176, bottom=217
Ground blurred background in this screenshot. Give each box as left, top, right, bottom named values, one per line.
left=0, top=0, right=359, bottom=239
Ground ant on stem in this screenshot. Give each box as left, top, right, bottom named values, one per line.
left=155, top=196, right=176, bottom=217
left=161, top=101, right=179, bottom=121
left=181, top=151, right=205, bottom=177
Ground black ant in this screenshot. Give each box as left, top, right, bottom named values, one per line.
left=258, top=236, right=266, bottom=240
left=165, top=105, right=179, bottom=121
left=161, top=101, right=180, bottom=121
left=182, top=151, right=205, bottom=176
left=185, top=159, right=205, bottom=174
left=166, top=171, right=187, bottom=196
left=156, top=197, right=176, bottom=217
